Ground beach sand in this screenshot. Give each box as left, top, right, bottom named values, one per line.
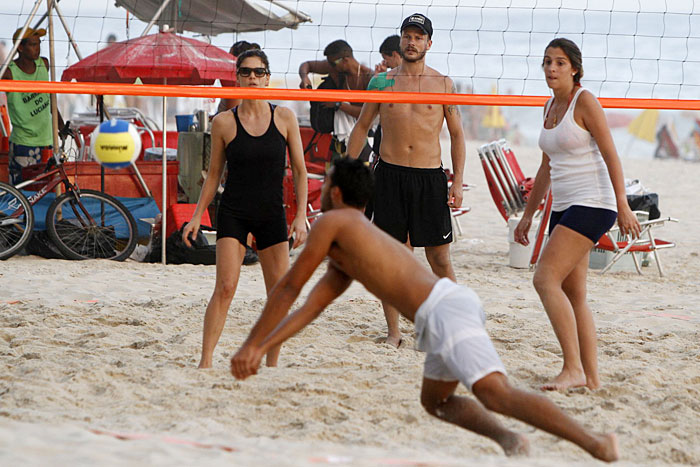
left=0, top=145, right=698, bottom=466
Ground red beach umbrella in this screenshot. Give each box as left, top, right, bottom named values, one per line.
left=61, top=31, right=236, bottom=86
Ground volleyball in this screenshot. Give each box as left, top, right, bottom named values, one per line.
left=90, top=119, right=141, bottom=169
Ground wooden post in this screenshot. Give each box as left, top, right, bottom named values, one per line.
left=46, top=0, right=59, bottom=158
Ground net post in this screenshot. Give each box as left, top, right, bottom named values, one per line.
left=46, top=0, right=60, bottom=159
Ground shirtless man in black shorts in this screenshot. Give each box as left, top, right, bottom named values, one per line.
left=346, top=14, right=466, bottom=347
left=231, top=158, right=619, bottom=463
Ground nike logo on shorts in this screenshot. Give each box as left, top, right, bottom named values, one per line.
left=443, top=232, right=451, bottom=239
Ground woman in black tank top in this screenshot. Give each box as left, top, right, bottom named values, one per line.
left=182, top=50, right=308, bottom=369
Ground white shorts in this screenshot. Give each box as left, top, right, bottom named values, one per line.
left=414, top=278, right=506, bottom=390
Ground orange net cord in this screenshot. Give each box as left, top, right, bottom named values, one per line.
left=1, top=80, right=699, bottom=110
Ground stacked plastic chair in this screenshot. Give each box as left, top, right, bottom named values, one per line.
left=477, top=139, right=551, bottom=268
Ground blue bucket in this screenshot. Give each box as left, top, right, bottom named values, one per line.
left=175, top=114, right=195, bottom=132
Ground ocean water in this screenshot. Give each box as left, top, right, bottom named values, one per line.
left=1, top=0, right=698, bottom=153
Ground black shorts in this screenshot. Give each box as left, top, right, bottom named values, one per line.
left=549, top=205, right=617, bottom=243
left=216, top=204, right=288, bottom=250
left=372, top=159, right=452, bottom=247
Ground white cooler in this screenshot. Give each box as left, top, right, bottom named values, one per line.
left=507, top=216, right=544, bottom=269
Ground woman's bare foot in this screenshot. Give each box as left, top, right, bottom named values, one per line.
left=376, top=335, right=402, bottom=348
left=540, top=370, right=587, bottom=391
left=585, top=374, right=601, bottom=390
left=500, top=432, right=530, bottom=457
left=589, top=432, right=619, bottom=462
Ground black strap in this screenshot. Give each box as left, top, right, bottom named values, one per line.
left=303, top=130, right=322, bottom=156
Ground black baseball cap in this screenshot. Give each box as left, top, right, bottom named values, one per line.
left=400, top=13, right=433, bottom=38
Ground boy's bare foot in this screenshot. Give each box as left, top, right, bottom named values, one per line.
left=590, top=432, right=619, bottom=462
left=540, top=370, right=587, bottom=391
left=500, top=432, right=530, bottom=457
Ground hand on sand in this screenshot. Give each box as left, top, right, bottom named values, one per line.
left=501, top=433, right=530, bottom=457
left=231, top=345, right=264, bottom=379
left=591, top=433, right=619, bottom=463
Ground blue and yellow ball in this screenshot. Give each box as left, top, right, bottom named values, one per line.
left=90, top=119, right=141, bottom=169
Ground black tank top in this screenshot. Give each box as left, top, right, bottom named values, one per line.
left=221, top=104, right=287, bottom=220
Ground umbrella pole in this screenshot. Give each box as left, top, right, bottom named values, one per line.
left=161, top=79, right=168, bottom=265
left=98, top=95, right=105, bottom=193
left=267, top=0, right=312, bottom=22
left=140, top=0, right=173, bottom=37
left=170, top=0, right=178, bottom=32
left=53, top=0, right=83, bottom=60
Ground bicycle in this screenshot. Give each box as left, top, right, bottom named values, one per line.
left=0, top=124, right=138, bottom=261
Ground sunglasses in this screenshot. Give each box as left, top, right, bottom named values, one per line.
left=329, top=57, right=344, bottom=68
left=237, top=67, right=269, bottom=77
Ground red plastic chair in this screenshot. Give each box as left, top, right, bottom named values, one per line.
left=283, top=170, right=324, bottom=229
left=299, top=126, right=332, bottom=175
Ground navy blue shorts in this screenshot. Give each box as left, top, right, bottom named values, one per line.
left=216, top=204, right=288, bottom=251
left=549, top=205, right=617, bottom=243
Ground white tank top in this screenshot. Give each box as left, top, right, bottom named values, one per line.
left=538, top=87, right=617, bottom=213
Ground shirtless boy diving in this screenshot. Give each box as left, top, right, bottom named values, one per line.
left=231, top=158, right=619, bottom=462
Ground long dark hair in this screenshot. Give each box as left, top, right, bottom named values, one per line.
left=543, top=38, right=583, bottom=84
left=236, top=49, right=270, bottom=74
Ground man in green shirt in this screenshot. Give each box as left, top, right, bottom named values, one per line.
left=374, top=35, right=402, bottom=76
left=369, top=35, right=403, bottom=159
left=2, top=27, right=61, bottom=184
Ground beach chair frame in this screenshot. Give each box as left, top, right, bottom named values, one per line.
left=477, top=139, right=529, bottom=222
left=491, top=140, right=526, bottom=212
left=479, top=144, right=514, bottom=220
left=596, top=215, right=678, bottom=277
left=528, top=188, right=553, bottom=270
left=478, top=139, right=554, bottom=267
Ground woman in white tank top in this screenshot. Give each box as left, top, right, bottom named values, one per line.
left=514, top=38, right=641, bottom=392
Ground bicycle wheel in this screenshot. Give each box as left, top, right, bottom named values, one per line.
left=0, top=182, right=34, bottom=260
left=46, top=189, right=138, bottom=261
